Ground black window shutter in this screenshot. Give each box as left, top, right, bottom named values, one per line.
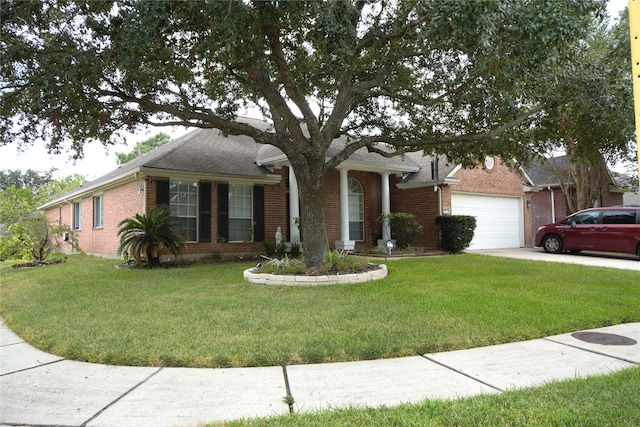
left=253, top=186, right=265, bottom=242
left=217, top=184, right=229, bottom=242
left=199, top=182, right=212, bottom=243
left=156, top=179, right=170, bottom=206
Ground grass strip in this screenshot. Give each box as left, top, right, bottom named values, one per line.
left=219, top=367, right=640, bottom=426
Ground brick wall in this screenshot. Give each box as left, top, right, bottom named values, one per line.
left=322, top=169, right=384, bottom=249
left=44, top=180, right=146, bottom=257
left=391, top=180, right=440, bottom=249
left=44, top=157, right=540, bottom=258
left=390, top=158, right=533, bottom=248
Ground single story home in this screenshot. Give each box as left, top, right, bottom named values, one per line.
left=523, top=155, right=626, bottom=240
left=41, top=117, right=537, bottom=258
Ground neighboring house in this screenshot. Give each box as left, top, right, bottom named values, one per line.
left=624, top=191, right=640, bottom=206
left=523, top=155, right=626, bottom=242
left=615, top=172, right=640, bottom=206
left=41, top=117, right=535, bottom=257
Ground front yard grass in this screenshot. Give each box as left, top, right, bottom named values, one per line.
left=0, top=253, right=638, bottom=368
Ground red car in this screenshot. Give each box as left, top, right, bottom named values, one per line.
left=534, top=207, right=640, bottom=259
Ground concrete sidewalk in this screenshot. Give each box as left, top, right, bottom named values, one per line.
left=1, top=321, right=638, bottom=426
left=470, top=247, right=640, bottom=270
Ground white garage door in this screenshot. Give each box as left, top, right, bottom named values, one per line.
left=451, top=193, right=523, bottom=250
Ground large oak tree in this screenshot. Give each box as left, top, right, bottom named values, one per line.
left=1, top=0, right=606, bottom=265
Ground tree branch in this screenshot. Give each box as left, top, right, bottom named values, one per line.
left=324, top=102, right=552, bottom=171
left=259, top=12, right=321, bottom=142
left=97, top=89, right=285, bottom=147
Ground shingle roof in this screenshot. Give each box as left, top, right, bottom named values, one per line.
left=255, top=135, right=421, bottom=172
left=523, top=156, right=572, bottom=187
left=398, top=152, right=459, bottom=186
left=41, top=117, right=428, bottom=208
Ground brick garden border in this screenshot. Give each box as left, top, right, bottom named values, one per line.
left=243, top=264, right=387, bottom=286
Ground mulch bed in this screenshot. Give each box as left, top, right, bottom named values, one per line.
left=12, top=258, right=67, bottom=269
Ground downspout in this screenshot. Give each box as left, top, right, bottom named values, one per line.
left=434, top=156, right=442, bottom=215
left=548, top=186, right=555, bottom=222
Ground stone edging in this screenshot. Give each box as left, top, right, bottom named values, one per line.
left=243, top=264, right=387, bottom=286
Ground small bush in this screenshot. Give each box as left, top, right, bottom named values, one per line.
left=378, top=212, right=424, bottom=247
left=275, top=240, right=287, bottom=257
left=259, top=255, right=306, bottom=275
left=290, top=242, right=301, bottom=258
left=320, top=250, right=370, bottom=274
left=435, top=215, right=476, bottom=254
left=263, top=240, right=276, bottom=257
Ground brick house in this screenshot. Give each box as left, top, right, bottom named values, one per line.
left=523, top=156, right=626, bottom=242
left=41, top=117, right=535, bottom=257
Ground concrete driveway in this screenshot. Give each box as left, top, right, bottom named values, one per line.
left=470, top=247, right=640, bottom=271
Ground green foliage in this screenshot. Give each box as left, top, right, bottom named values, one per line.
left=0, top=186, right=41, bottom=227
left=290, top=242, right=301, bottom=258
left=1, top=212, right=72, bottom=262
left=263, top=240, right=276, bottom=257
left=0, top=169, right=84, bottom=261
left=260, top=254, right=306, bottom=275
left=378, top=213, right=424, bottom=247
left=117, top=206, right=186, bottom=268
left=322, top=249, right=370, bottom=273
left=435, top=215, right=477, bottom=254
left=275, top=240, right=287, bottom=258
left=115, top=133, right=171, bottom=165
left=0, top=168, right=55, bottom=191
left=0, top=0, right=607, bottom=267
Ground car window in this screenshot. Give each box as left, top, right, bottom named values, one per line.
left=602, top=210, right=637, bottom=225
left=570, top=211, right=600, bottom=225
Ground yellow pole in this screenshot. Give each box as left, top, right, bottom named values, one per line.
left=629, top=0, right=640, bottom=187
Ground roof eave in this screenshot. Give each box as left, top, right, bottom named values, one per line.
left=396, top=176, right=460, bottom=190
left=39, top=168, right=143, bottom=210
left=139, top=167, right=282, bottom=185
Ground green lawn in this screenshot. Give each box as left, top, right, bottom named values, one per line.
left=1, top=253, right=638, bottom=368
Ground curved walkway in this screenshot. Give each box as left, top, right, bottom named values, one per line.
left=1, top=319, right=638, bottom=426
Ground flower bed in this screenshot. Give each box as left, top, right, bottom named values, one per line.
left=244, top=263, right=387, bottom=286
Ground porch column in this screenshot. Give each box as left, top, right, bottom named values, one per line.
left=289, top=167, right=300, bottom=244
left=380, top=172, right=391, bottom=241
left=335, top=168, right=355, bottom=250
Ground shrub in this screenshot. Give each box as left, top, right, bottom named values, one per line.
left=378, top=212, right=424, bottom=247
left=259, top=255, right=306, bottom=275
left=0, top=213, right=72, bottom=262
left=435, top=215, right=477, bottom=254
left=275, top=240, right=287, bottom=257
left=117, top=206, right=186, bottom=268
left=290, top=242, right=301, bottom=258
left=263, top=240, right=276, bottom=257
left=322, top=249, right=370, bottom=273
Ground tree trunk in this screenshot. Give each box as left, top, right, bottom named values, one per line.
left=289, top=157, right=329, bottom=267
left=571, top=161, right=603, bottom=211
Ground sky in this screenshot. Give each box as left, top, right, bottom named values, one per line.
left=0, top=0, right=633, bottom=181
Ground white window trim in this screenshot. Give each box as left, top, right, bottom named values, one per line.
left=169, top=180, right=198, bottom=242
left=73, top=201, right=82, bottom=230
left=348, top=178, right=364, bottom=241
left=228, top=183, right=254, bottom=242
left=93, top=194, right=104, bottom=229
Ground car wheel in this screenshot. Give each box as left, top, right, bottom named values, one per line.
left=542, top=235, right=563, bottom=254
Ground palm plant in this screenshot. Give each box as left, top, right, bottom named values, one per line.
left=117, top=206, right=186, bottom=268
